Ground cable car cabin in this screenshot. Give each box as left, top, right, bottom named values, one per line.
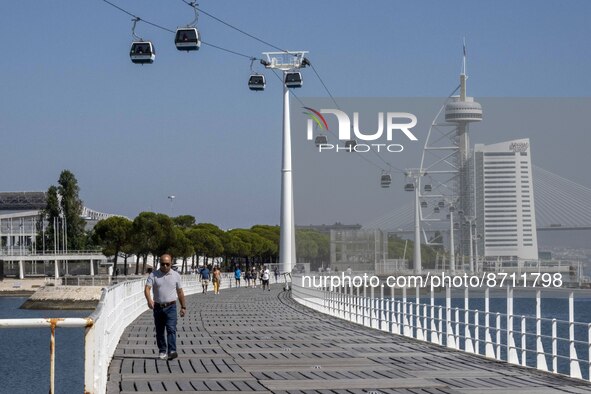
left=404, top=183, right=415, bottom=192
left=345, top=139, right=357, bottom=151
left=175, top=28, right=201, bottom=51
left=421, top=201, right=428, bottom=208
left=438, top=201, right=445, bottom=208
left=314, top=135, right=328, bottom=146
left=380, top=174, right=392, bottom=188
left=285, top=72, right=303, bottom=88
left=248, top=75, right=266, bottom=91
left=433, top=207, right=440, bottom=214
left=454, top=222, right=460, bottom=229
left=446, top=214, right=450, bottom=219
left=424, top=184, right=432, bottom=192
left=130, top=42, right=155, bottom=64
left=449, top=206, right=455, bottom=213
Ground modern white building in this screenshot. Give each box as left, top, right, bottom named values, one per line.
left=474, top=138, right=538, bottom=260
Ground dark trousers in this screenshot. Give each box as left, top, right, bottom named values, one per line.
left=153, top=304, right=177, bottom=353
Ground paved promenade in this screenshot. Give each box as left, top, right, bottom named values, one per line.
left=107, top=286, right=591, bottom=393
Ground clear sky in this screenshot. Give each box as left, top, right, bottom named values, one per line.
left=1, top=0, right=590, bottom=229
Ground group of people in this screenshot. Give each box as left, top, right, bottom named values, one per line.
left=233, top=265, right=278, bottom=291
left=144, top=255, right=282, bottom=360
left=196, top=264, right=223, bottom=295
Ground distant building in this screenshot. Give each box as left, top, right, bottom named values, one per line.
left=474, top=138, right=538, bottom=260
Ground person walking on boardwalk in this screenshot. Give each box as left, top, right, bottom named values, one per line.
left=144, top=253, right=186, bottom=361
left=200, top=264, right=211, bottom=293
left=212, top=266, right=222, bottom=295
left=261, top=265, right=271, bottom=291
left=234, top=266, right=241, bottom=287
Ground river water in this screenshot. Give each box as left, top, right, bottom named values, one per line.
left=2, top=290, right=591, bottom=392
left=0, top=297, right=87, bottom=394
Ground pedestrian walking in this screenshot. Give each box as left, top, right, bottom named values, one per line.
left=234, top=266, right=241, bottom=287
left=274, top=267, right=279, bottom=283
left=144, top=254, right=186, bottom=360
left=261, top=265, right=271, bottom=291
left=200, top=264, right=211, bottom=293
left=212, top=266, right=222, bottom=295
left=251, top=268, right=258, bottom=288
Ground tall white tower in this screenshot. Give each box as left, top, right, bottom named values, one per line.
left=444, top=43, right=483, bottom=264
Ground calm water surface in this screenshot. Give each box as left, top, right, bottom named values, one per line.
left=0, top=297, right=87, bottom=394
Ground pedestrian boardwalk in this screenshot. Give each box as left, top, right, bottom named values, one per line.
left=107, top=287, right=591, bottom=394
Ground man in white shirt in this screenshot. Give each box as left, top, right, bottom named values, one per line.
left=261, top=265, right=271, bottom=291
left=144, top=254, right=186, bottom=360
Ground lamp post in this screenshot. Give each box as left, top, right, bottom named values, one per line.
left=168, top=195, right=175, bottom=216
left=262, top=51, right=308, bottom=276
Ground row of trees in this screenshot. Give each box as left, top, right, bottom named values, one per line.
left=38, top=170, right=440, bottom=274
left=91, top=214, right=332, bottom=275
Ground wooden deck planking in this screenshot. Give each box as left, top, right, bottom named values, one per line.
left=107, top=287, right=591, bottom=393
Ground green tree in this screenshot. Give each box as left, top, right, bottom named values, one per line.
left=130, top=212, right=164, bottom=274
left=58, top=170, right=87, bottom=250
left=173, top=215, right=196, bottom=229
left=170, top=227, right=194, bottom=273
left=92, top=216, right=132, bottom=275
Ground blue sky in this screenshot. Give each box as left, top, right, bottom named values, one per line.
left=1, top=0, right=590, bottom=229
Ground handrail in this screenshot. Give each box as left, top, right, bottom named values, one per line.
left=291, top=275, right=591, bottom=382
left=0, top=273, right=245, bottom=393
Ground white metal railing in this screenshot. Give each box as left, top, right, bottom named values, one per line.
left=291, top=276, right=591, bottom=382
left=0, top=272, right=237, bottom=394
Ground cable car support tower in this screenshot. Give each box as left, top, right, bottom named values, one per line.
left=262, top=51, right=308, bottom=278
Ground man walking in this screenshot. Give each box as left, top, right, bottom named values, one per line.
left=144, top=254, right=186, bottom=360
left=261, top=265, right=271, bottom=291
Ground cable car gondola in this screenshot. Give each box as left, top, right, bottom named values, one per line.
left=175, top=27, right=201, bottom=51
left=449, top=206, right=455, bottom=213
left=130, top=41, right=155, bottom=64
left=248, top=74, right=266, bottom=91
left=434, top=207, right=440, bottom=214
left=381, top=173, right=392, bottom=188
left=404, top=183, right=415, bottom=192
left=438, top=201, right=445, bottom=208
left=421, top=201, right=428, bottom=208
left=424, top=184, right=432, bottom=192
left=314, top=135, right=328, bottom=147
left=285, top=72, right=303, bottom=88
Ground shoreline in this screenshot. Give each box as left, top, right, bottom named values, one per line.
left=0, top=278, right=103, bottom=310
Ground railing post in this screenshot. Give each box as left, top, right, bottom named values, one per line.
left=475, top=309, right=480, bottom=355
left=496, top=312, right=502, bottom=361
left=390, top=286, right=396, bottom=334
left=569, top=291, right=582, bottom=378
left=455, top=307, right=460, bottom=350
left=536, top=289, right=548, bottom=371
left=415, top=286, right=424, bottom=340
left=402, top=286, right=410, bottom=337
left=484, top=287, right=494, bottom=358
left=464, top=287, right=474, bottom=353
left=379, top=285, right=387, bottom=331
left=521, top=315, right=526, bottom=367
left=430, top=286, right=439, bottom=344
left=356, top=286, right=360, bottom=324
left=552, top=318, right=557, bottom=373
left=507, top=286, right=518, bottom=364
left=446, top=286, right=455, bottom=348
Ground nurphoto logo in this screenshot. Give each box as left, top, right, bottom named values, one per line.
left=303, top=107, right=419, bottom=153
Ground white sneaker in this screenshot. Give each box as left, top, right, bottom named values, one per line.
left=159, top=352, right=167, bottom=360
